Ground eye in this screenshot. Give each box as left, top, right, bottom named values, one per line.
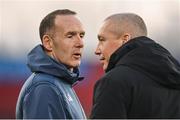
left=80, top=33, right=85, bottom=38
left=99, top=37, right=105, bottom=42
left=67, top=34, right=73, bottom=38
left=98, top=35, right=105, bottom=42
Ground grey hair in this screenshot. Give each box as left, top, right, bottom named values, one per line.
left=105, top=13, right=147, bottom=38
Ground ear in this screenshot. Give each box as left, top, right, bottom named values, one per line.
left=122, top=33, right=131, bottom=44
left=42, top=35, right=53, bottom=52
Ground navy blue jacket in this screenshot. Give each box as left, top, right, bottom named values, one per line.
left=91, top=36, right=180, bottom=118
left=16, top=45, right=86, bottom=119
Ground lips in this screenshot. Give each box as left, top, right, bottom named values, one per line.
left=73, top=52, right=82, bottom=59
left=99, top=56, right=105, bottom=64
left=100, top=56, right=105, bottom=61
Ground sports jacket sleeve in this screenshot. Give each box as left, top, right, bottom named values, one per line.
left=22, top=84, right=66, bottom=119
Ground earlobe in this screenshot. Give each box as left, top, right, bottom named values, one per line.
left=42, top=35, right=53, bottom=51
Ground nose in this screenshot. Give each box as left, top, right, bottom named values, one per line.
left=95, top=45, right=101, bottom=55
left=75, top=35, right=84, bottom=48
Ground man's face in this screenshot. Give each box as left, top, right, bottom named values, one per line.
left=50, top=15, right=85, bottom=69
left=95, top=21, right=124, bottom=71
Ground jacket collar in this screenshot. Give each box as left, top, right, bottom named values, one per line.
left=106, top=36, right=153, bottom=72
left=27, top=44, right=84, bottom=85
left=106, top=36, right=180, bottom=90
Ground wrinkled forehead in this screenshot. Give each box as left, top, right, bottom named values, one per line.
left=54, top=15, right=85, bottom=33
left=55, top=15, right=82, bottom=24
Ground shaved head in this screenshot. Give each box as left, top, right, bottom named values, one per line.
left=104, top=13, right=147, bottom=39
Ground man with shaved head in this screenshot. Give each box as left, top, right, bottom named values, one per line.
left=90, top=13, right=180, bottom=118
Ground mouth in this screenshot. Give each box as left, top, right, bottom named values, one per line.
left=73, top=52, right=82, bottom=59
left=99, top=57, right=105, bottom=63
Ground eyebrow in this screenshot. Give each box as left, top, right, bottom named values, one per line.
left=65, top=31, right=76, bottom=36
left=65, top=31, right=85, bottom=35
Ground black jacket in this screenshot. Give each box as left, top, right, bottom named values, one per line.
left=90, top=36, right=180, bottom=118
left=16, top=45, right=86, bottom=119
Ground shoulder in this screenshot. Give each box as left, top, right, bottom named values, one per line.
left=93, top=65, right=137, bottom=106
left=28, top=83, right=59, bottom=97
left=105, top=65, right=140, bottom=84
left=21, top=83, right=68, bottom=119
left=23, top=73, right=65, bottom=96
left=24, top=81, right=63, bottom=101
left=32, top=73, right=58, bottom=84
left=22, top=82, right=66, bottom=110
left=96, top=65, right=147, bottom=91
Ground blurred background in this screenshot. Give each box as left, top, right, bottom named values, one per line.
left=0, top=0, right=180, bottom=118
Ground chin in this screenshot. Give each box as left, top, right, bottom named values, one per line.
left=71, top=61, right=81, bottom=68
left=103, top=67, right=107, bottom=71
left=103, top=64, right=108, bottom=71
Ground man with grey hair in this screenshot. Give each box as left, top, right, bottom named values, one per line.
left=16, top=9, right=86, bottom=119
left=90, top=13, right=180, bottom=118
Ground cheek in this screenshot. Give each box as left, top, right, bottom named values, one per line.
left=56, top=41, right=71, bottom=53
left=104, top=42, right=122, bottom=63
left=53, top=43, right=71, bottom=58
left=104, top=43, right=117, bottom=57
left=109, top=42, right=122, bottom=54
